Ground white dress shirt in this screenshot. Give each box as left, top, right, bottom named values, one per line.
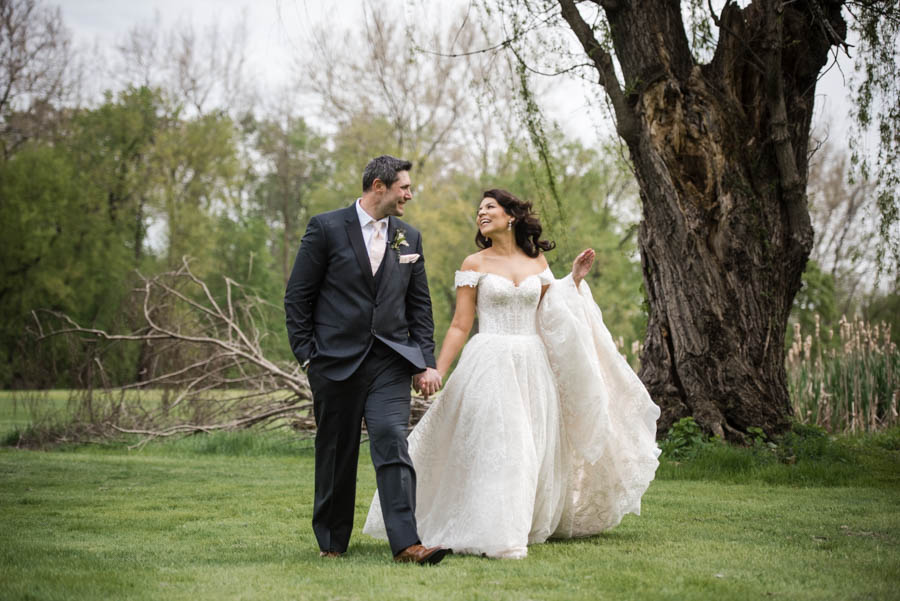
left=356, top=198, right=390, bottom=256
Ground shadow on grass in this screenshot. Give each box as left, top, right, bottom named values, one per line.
left=547, top=530, right=639, bottom=549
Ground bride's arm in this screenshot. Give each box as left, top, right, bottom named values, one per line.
left=436, top=285, right=476, bottom=379
left=436, top=257, right=480, bottom=379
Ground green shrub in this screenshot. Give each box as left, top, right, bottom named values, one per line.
left=775, top=422, right=854, bottom=464
left=856, top=424, right=900, bottom=451
left=659, top=417, right=712, bottom=460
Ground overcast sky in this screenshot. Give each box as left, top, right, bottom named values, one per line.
left=57, top=0, right=857, bottom=150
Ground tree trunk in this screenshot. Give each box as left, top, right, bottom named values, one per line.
left=558, top=0, right=846, bottom=440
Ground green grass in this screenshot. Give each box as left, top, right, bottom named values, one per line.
left=2, top=392, right=899, bottom=600
left=1, top=430, right=899, bottom=601
left=658, top=429, right=900, bottom=489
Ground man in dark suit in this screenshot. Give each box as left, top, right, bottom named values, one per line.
left=284, top=155, right=447, bottom=564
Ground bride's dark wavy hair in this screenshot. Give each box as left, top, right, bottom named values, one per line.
left=475, top=189, right=556, bottom=258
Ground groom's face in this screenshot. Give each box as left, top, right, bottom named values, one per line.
left=376, top=170, right=412, bottom=218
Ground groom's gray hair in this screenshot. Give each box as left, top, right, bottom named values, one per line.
left=362, top=155, right=413, bottom=192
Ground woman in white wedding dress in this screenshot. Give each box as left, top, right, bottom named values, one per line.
left=364, top=189, right=661, bottom=558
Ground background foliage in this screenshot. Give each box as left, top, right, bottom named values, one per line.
left=1, top=1, right=896, bottom=434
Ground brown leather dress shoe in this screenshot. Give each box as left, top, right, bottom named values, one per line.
left=393, top=544, right=450, bottom=565
left=319, top=551, right=342, bottom=558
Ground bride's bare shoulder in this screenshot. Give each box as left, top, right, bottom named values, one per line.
left=460, top=252, right=486, bottom=272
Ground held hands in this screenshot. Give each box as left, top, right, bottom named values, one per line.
left=413, top=367, right=443, bottom=400
left=572, top=248, right=596, bottom=287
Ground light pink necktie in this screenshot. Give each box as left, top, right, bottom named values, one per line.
left=369, top=221, right=385, bottom=275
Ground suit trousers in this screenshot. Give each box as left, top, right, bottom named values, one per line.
left=307, top=340, right=419, bottom=556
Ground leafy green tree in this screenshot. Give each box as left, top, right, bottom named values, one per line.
left=1, top=87, right=172, bottom=386
left=0, top=143, right=135, bottom=385
left=69, top=87, right=163, bottom=266
left=152, top=109, right=240, bottom=278
left=0, top=84, right=258, bottom=387
left=246, top=113, right=330, bottom=286
left=206, top=213, right=291, bottom=363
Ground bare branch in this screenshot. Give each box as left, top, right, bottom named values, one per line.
left=26, top=260, right=436, bottom=449
left=761, top=0, right=811, bottom=252
left=556, top=0, right=639, bottom=145
left=0, top=0, right=75, bottom=156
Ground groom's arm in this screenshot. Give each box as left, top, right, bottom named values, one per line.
left=285, top=216, right=327, bottom=365
left=404, top=231, right=436, bottom=369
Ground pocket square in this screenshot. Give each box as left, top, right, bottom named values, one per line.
left=399, top=253, right=420, bottom=264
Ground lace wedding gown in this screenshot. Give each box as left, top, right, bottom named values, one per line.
left=363, top=267, right=660, bottom=558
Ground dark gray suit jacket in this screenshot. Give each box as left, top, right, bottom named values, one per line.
left=284, top=204, right=436, bottom=381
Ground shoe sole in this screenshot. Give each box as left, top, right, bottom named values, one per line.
left=421, top=548, right=451, bottom=565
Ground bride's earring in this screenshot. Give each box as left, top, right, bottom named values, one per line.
left=507, top=219, right=514, bottom=230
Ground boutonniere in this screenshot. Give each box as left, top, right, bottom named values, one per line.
left=390, top=228, right=409, bottom=252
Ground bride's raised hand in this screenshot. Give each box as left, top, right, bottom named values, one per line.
left=572, top=248, right=595, bottom=287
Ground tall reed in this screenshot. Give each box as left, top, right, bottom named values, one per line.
left=786, top=314, right=899, bottom=432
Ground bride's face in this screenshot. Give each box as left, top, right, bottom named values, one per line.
left=477, top=197, right=511, bottom=237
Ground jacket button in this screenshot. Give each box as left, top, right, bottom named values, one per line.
left=371, top=328, right=376, bottom=335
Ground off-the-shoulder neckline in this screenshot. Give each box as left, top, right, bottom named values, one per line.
left=456, top=266, right=552, bottom=288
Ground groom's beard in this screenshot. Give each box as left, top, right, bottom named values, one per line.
left=387, top=198, right=407, bottom=216
left=380, top=190, right=409, bottom=217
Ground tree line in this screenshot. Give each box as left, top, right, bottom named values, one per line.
left=0, top=0, right=647, bottom=388
left=1, top=0, right=896, bottom=438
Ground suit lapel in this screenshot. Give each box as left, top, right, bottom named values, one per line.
left=344, top=205, right=376, bottom=295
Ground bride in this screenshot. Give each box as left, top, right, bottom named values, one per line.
left=364, top=189, right=661, bottom=558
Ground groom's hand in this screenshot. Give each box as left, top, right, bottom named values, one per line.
left=413, top=367, right=442, bottom=400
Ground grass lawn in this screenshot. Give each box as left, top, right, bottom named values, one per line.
left=1, top=394, right=899, bottom=600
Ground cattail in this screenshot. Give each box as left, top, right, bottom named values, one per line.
left=787, top=313, right=898, bottom=433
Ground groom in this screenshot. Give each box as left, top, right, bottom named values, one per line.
left=284, top=155, right=446, bottom=564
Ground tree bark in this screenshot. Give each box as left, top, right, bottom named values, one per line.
left=559, top=0, right=845, bottom=440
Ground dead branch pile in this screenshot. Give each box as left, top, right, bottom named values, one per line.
left=29, top=258, right=432, bottom=448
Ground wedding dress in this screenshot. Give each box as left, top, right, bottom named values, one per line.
left=363, top=267, right=661, bottom=558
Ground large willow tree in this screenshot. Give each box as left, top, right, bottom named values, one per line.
left=481, top=1, right=899, bottom=439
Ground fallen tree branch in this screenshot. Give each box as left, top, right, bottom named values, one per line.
left=26, top=257, right=435, bottom=448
